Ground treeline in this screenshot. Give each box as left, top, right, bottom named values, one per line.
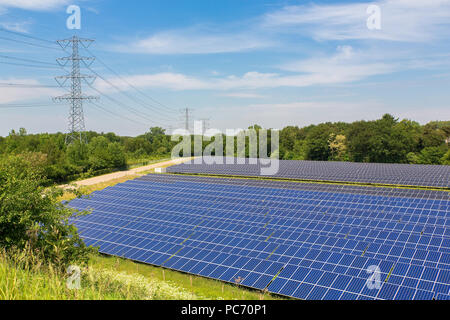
left=279, top=114, right=450, bottom=164
left=0, top=127, right=174, bottom=184
left=0, top=114, right=449, bottom=184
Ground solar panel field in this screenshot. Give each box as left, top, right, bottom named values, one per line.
left=167, top=157, right=450, bottom=188
left=69, top=171, right=450, bottom=300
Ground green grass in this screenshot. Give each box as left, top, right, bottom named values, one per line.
left=0, top=249, right=201, bottom=300
left=90, top=254, right=286, bottom=300
left=0, top=249, right=285, bottom=300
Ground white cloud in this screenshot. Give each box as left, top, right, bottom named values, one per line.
left=95, top=73, right=209, bottom=91
left=0, top=79, right=62, bottom=103
left=279, top=45, right=396, bottom=82
left=0, top=20, right=31, bottom=33
left=0, top=0, right=71, bottom=11
left=115, top=27, right=272, bottom=55
left=263, top=0, right=450, bottom=42
left=98, top=46, right=398, bottom=92
left=220, top=92, right=267, bottom=99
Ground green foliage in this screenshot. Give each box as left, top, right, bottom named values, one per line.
left=279, top=114, right=448, bottom=164
left=417, top=146, right=447, bottom=165
left=0, top=127, right=173, bottom=184
left=0, top=156, right=95, bottom=270
left=0, top=117, right=448, bottom=187
left=442, top=150, right=450, bottom=165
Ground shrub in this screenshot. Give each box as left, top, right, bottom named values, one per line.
left=0, top=155, right=95, bottom=270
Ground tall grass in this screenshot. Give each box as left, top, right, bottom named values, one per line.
left=91, top=255, right=285, bottom=300
left=0, top=248, right=200, bottom=300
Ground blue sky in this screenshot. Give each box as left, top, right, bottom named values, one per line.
left=1, top=0, right=450, bottom=136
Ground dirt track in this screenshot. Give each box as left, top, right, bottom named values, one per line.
left=69, top=157, right=192, bottom=187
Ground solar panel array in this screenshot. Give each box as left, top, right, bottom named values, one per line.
left=167, top=157, right=450, bottom=188
left=69, top=174, right=450, bottom=300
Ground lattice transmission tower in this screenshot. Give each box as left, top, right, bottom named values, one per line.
left=179, top=107, right=192, bottom=133
left=53, top=36, right=98, bottom=144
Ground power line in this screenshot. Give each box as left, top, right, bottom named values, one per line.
left=83, top=47, right=179, bottom=114
left=90, top=101, right=148, bottom=127
left=0, top=104, right=62, bottom=109
left=86, top=82, right=172, bottom=128
left=0, top=54, right=58, bottom=66
left=0, top=60, right=60, bottom=69
left=60, top=42, right=173, bottom=129
left=0, top=35, right=61, bottom=51
left=83, top=64, right=175, bottom=122
left=0, top=82, right=60, bottom=88
left=0, top=27, right=57, bottom=44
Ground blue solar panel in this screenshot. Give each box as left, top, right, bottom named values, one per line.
left=69, top=173, right=450, bottom=300
left=167, top=157, right=450, bottom=188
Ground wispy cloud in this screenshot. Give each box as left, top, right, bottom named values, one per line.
left=0, top=20, right=31, bottom=32
left=115, top=27, right=273, bottom=55
left=97, top=46, right=398, bottom=91
left=0, top=0, right=72, bottom=11
left=0, top=79, right=61, bottom=103
left=114, top=0, right=450, bottom=57
left=220, top=92, right=268, bottom=99
left=263, top=0, right=450, bottom=42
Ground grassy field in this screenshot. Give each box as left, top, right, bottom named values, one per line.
left=0, top=249, right=283, bottom=300
left=90, top=254, right=285, bottom=300
left=0, top=250, right=199, bottom=300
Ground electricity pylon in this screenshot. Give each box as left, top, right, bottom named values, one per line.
left=54, top=36, right=98, bottom=144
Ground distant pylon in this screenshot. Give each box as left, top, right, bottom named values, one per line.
left=199, top=118, right=210, bottom=135
left=53, top=36, right=98, bottom=144
left=180, top=107, right=192, bottom=133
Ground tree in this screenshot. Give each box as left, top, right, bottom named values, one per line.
left=417, top=146, right=447, bottom=165
left=442, top=150, right=450, bottom=165
left=421, top=122, right=448, bottom=148
left=88, top=136, right=126, bottom=170
left=328, top=134, right=348, bottom=161
left=304, top=124, right=334, bottom=161
left=0, top=156, right=95, bottom=269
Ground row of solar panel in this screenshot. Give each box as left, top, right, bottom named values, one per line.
left=100, top=181, right=450, bottom=226
left=81, top=192, right=449, bottom=234
left=96, top=182, right=450, bottom=226
left=166, top=157, right=450, bottom=188
left=71, top=214, right=450, bottom=278
left=72, top=205, right=450, bottom=278
left=69, top=174, right=449, bottom=299
left=77, top=181, right=450, bottom=243
left=72, top=219, right=450, bottom=300
left=138, top=174, right=450, bottom=200
left=103, top=183, right=450, bottom=212
left=71, top=196, right=450, bottom=260
left=72, top=182, right=450, bottom=256
left=125, top=178, right=450, bottom=211
left=75, top=218, right=449, bottom=297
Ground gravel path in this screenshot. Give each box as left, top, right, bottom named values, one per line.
left=68, top=157, right=192, bottom=187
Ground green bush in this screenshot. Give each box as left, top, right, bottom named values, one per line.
left=0, top=155, right=95, bottom=270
